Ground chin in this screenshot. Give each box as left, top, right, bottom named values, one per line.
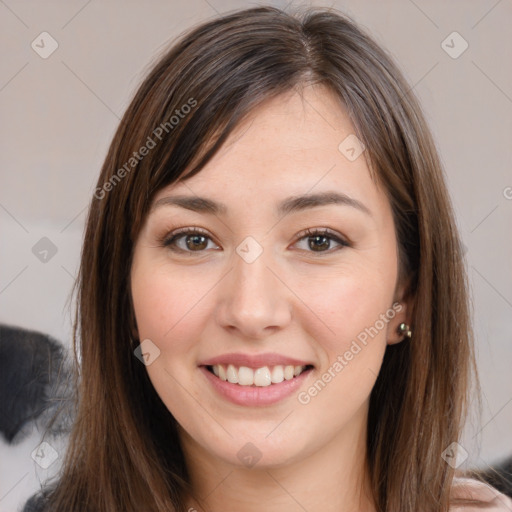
left=211, top=427, right=314, bottom=470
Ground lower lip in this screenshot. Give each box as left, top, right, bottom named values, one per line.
left=199, top=366, right=313, bottom=406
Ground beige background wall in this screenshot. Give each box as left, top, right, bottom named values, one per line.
left=1, top=0, right=511, bottom=509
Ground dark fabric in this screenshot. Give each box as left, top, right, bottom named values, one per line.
left=22, top=492, right=48, bottom=512
left=477, top=456, right=512, bottom=498
left=0, top=324, right=72, bottom=444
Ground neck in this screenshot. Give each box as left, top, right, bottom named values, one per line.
left=179, top=406, right=377, bottom=512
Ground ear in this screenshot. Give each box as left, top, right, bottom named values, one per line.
left=386, top=278, right=414, bottom=345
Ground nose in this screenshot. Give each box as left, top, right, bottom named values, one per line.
left=215, top=244, right=292, bottom=340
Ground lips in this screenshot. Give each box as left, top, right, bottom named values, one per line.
left=198, top=352, right=315, bottom=405
left=199, top=364, right=313, bottom=406
left=199, top=352, right=314, bottom=369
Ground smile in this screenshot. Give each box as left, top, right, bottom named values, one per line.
left=207, top=363, right=313, bottom=386
left=200, top=364, right=314, bottom=406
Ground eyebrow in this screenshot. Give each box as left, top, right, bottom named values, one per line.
left=151, top=191, right=372, bottom=217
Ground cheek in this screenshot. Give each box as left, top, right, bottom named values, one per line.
left=131, top=263, right=211, bottom=344
left=301, top=264, right=397, bottom=355
left=294, top=274, right=393, bottom=430
left=130, top=266, right=210, bottom=413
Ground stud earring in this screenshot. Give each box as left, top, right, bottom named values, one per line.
left=397, top=322, right=412, bottom=340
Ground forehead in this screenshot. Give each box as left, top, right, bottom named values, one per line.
left=152, top=85, right=383, bottom=214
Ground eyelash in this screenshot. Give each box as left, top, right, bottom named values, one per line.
left=159, top=226, right=350, bottom=255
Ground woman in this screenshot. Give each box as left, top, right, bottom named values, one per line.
left=28, top=6, right=512, bottom=512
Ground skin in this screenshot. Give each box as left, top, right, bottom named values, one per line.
left=130, top=84, right=411, bottom=512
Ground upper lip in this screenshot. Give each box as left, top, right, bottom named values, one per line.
left=199, top=352, right=314, bottom=369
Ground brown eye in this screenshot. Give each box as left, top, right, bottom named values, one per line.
left=185, top=234, right=208, bottom=251
left=161, top=227, right=348, bottom=255
left=308, top=234, right=332, bottom=252
left=162, top=229, right=219, bottom=253
left=294, top=228, right=349, bottom=254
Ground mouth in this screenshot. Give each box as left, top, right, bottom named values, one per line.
left=200, top=363, right=314, bottom=406
left=203, top=363, right=315, bottom=387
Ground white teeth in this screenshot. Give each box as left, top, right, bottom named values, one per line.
left=226, top=364, right=238, bottom=384
left=238, top=366, right=254, bottom=386
left=284, top=365, right=295, bottom=380
left=210, top=364, right=308, bottom=386
left=271, top=365, right=284, bottom=384
left=254, top=367, right=272, bottom=387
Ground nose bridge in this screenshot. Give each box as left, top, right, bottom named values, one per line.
left=231, top=237, right=277, bottom=312
left=215, top=236, right=291, bottom=336
left=233, top=239, right=271, bottom=295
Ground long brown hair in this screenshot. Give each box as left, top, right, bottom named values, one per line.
left=40, top=6, right=478, bottom=511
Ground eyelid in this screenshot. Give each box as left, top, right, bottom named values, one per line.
left=159, top=226, right=350, bottom=254
left=293, top=227, right=350, bottom=246
left=159, top=225, right=219, bottom=249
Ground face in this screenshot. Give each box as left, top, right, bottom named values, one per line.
left=130, top=85, right=409, bottom=471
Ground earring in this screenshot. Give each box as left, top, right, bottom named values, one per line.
left=397, top=322, right=412, bottom=340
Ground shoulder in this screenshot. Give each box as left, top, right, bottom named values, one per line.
left=450, top=477, right=512, bottom=511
